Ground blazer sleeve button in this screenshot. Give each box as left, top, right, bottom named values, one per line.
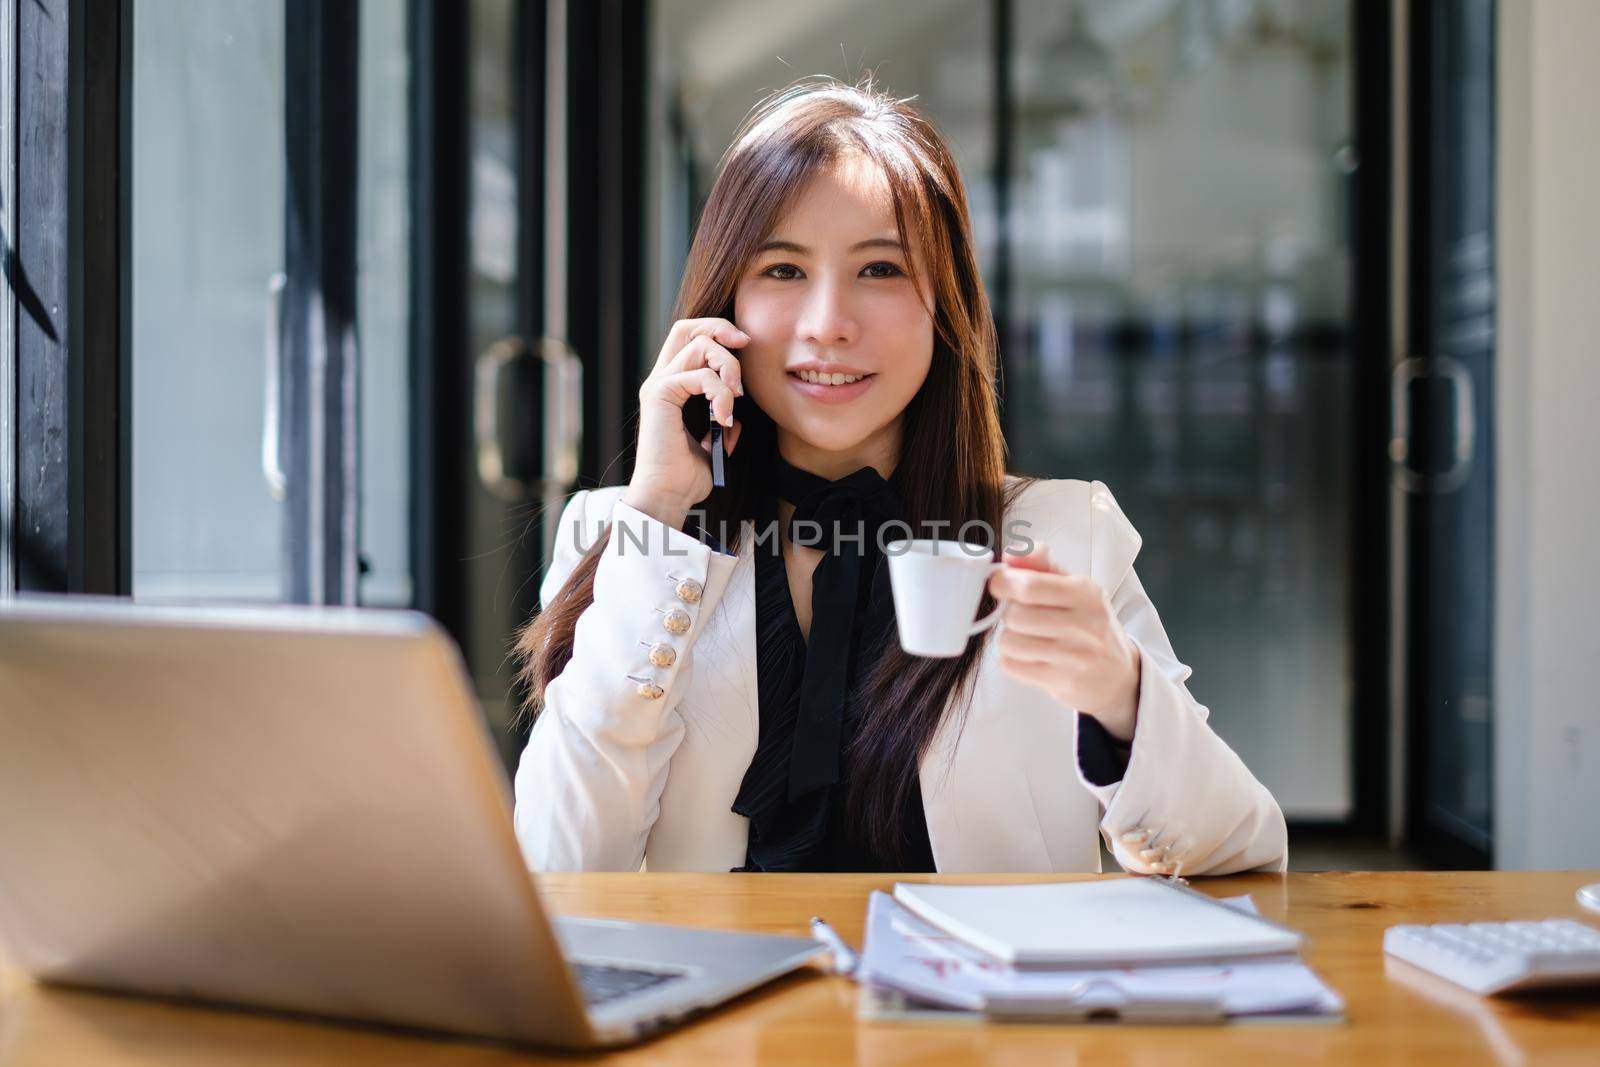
left=674, top=577, right=703, bottom=603
left=662, top=608, right=692, bottom=634
left=635, top=681, right=665, bottom=700
left=647, top=642, right=677, bottom=667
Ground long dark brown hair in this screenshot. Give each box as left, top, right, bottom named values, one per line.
left=512, top=74, right=1033, bottom=862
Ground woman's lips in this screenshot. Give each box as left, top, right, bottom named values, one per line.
left=786, top=371, right=875, bottom=403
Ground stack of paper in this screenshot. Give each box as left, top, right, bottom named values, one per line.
left=856, top=881, right=1343, bottom=1024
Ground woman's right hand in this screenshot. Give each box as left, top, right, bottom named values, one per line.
left=621, top=317, right=748, bottom=530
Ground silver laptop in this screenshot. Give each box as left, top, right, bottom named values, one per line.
left=0, top=595, right=823, bottom=1048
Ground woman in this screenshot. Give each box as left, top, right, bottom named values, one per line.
left=511, top=77, right=1286, bottom=876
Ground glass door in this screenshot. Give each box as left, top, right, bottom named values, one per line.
left=458, top=0, right=578, bottom=764
left=130, top=0, right=292, bottom=602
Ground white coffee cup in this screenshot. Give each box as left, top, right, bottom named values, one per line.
left=884, top=539, right=1007, bottom=658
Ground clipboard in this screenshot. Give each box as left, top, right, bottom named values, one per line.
left=859, top=982, right=1226, bottom=1024
left=854, top=890, right=1343, bottom=1025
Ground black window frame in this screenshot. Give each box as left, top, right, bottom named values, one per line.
left=12, top=0, right=129, bottom=597
left=1403, top=0, right=1498, bottom=870
left=280, top=0, right=362, bottom=605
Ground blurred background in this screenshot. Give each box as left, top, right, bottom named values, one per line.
left=2, top=0, right=1594, bottom=871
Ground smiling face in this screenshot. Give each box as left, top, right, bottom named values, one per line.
left=733, top=152, right=935, bottom=481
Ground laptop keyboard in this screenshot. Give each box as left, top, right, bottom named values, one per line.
left=570, top=960, right=688, bottom=1006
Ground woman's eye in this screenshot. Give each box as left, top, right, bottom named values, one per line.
left=759, top=262, right=903, bottom=280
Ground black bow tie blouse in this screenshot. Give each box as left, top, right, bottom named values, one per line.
left=683, top=457, right=1133, bottom=873
left=729, top=457, right=933, bottom=872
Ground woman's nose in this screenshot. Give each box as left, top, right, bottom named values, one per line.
left=795, top=277, right=859, bottom=347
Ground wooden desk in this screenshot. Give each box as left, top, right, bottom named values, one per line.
left=2, top=871, right=1597, bottom=1064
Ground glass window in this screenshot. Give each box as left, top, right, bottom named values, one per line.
left=1005, top=0, right=1355, bottom=819
left=131, top=0, right=287, bottom=602
left=131, top=1, right=411, bottom=608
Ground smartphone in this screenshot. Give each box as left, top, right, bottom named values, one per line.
left=709, top=423, right=726, bottom=488
left=684, top=396, right=726, bottom=489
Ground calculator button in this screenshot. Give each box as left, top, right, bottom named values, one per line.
left=1552, top=920, right=1600, bottom=942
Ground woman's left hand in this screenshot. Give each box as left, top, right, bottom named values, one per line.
left=987, top=543, right=1143, bottom=742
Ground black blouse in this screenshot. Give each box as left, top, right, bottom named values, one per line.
left=690, top=464, right=1134, bottom=873
left=734, top=483, right=937, bottom=872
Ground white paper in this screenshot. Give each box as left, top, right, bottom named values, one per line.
left=857, top=890, right=1343, bottom=1019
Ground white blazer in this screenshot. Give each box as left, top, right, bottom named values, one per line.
left=513, top=477, right=1287, bottom=875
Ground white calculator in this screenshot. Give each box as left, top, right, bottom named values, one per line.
left=1384, top=919, right=1600, bottom=994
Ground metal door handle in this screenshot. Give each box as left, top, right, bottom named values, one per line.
left=475, top=337, right=528, bottom=501
left=1390, top=355, right=1476, bottom=494
left=262, top=272, right=288, bottom=500
left=1437, top=355, right=1476, bottom=492
left=474, top=336, right=583, bottom=501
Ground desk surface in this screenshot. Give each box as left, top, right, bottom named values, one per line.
left=2, top=871, right=1598, bottom=1064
